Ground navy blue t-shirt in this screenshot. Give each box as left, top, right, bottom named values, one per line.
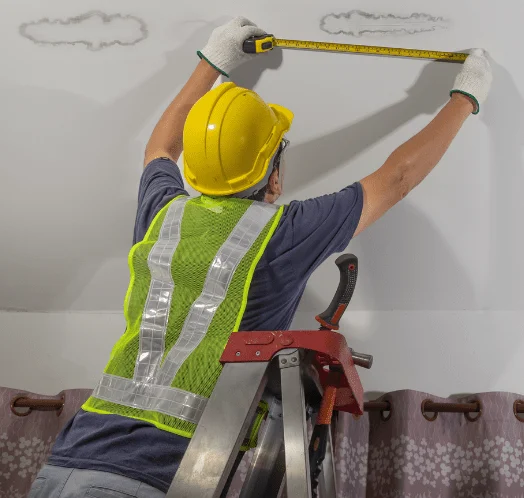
left=49, top=158, right=363, bottom=492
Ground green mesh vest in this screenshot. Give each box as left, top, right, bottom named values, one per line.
left=83, top=195, right=284, bottom=439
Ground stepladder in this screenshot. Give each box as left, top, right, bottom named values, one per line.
left=167, top=254, right=373, bottom=498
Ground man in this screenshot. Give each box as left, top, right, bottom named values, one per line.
left=30, top=16, right=492, bottom=498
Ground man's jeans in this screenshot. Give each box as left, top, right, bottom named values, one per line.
left=28, top=465, right=165, bottom=498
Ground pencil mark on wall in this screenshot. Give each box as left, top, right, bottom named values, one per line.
left=19, top=11, right=148, bottom=50
left=320, top=11, right=450, bottom=37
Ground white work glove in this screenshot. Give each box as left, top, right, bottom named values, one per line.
left=450, top=48, right=492, bottom=115
left=198, top=17, right=266, bottom=77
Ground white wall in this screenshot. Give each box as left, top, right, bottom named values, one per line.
left=3, top=310, right=524, bottom=398
left=1, top=0, right=523, bottom=396
left=1, top=312, right=123, bottom=394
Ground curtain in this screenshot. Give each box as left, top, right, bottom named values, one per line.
left=333, top=390, right=524, bottom=498
left=0, top=387, right=91, bottom=498
left=2, top=387, right=524, bottom=497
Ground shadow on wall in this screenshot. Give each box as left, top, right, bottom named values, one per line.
left=287, top=60, right=476, bottom=311
left=228, top=48, right=283, bottom=88
left=483, top=61, right=524, bottom=310
left=350, top=201, right=476, bottom=310
left=0, top=23, right=219, bottom=311
left=299, top=199, right=476, bottom=311
left=284, top=60, right=461, bottom=192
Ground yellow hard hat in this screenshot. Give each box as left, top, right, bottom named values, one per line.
left=183, top=82, right=294, bottom=196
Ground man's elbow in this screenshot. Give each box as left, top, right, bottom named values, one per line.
left=143, top=143, right=180, bottom=167
left=398, top=169, right=412, bottom=200
left=389, top=162, right=412, bottom=202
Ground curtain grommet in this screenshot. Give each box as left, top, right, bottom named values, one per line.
left=464, top=399, right=482, bottom=422
left=380, top=399, right=393, bottom=422
left=514, top=400, right=524, bottom=423
left=56, top=393, right=65, bottom=417
left=421, top=399, right=438, bottom=422
left=10, top=395, right=32, bottom=417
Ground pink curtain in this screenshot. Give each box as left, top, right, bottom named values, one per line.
left=332, top=390, right=524, bottom=497
left=0, top=387, right=91, bottom=498
left=2, top=387, right=524, bottom=497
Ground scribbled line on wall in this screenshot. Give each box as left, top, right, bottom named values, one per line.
left=19, top=11, right=148, bottom=50
left=320, top=11, right=450, bottom=37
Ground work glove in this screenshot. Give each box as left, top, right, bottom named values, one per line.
left=450, top=48, right=492, bottom=115
left=198, top=17, right=266, bottom=78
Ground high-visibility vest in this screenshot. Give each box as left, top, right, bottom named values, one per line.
left=83, top=195, right=284, bottom=440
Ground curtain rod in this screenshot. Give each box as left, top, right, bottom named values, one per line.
left=10, top=395, right=524, bottom=418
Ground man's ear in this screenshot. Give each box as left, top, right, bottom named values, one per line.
left=269, top=168, right=279, bottom=188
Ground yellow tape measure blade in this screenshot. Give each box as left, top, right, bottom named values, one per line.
left=274, top=38, right=467, bottom=62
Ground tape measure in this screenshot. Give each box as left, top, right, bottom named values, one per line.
left=243, top=35, right=468, bottom=63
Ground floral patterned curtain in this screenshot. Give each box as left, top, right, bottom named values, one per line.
left=2, top=387, right=524, bottom=498
left=332, top=390, right=524, bottom=498
left=0, top=387, right=91, bottom=498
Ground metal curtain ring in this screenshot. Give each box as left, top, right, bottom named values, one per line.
left=514, top=400, right=524, bottom=423
left=380, top=399, right=393, bottom=422
left=464, top=399, right=482, bottom=422
left=421, top=399, right=438, bottom=422
left=10, top=395, right=32, bottom=417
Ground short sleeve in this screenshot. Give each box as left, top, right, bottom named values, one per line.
left=276, top=182, right=363, bottom=278
left=133, top=158, right=189, bottom=243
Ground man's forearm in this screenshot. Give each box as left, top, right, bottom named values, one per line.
left=385, top=93, right=475, bottom=197
left=356, top=93, right=476, bottom=236
left=144, top=60, right=220, bottom=166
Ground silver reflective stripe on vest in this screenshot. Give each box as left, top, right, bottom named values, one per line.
left=156, top=202, right=278, bottom=387
left=134, top=196, right=189, bottom=383
left=92, top=373, right=207, bottom=424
